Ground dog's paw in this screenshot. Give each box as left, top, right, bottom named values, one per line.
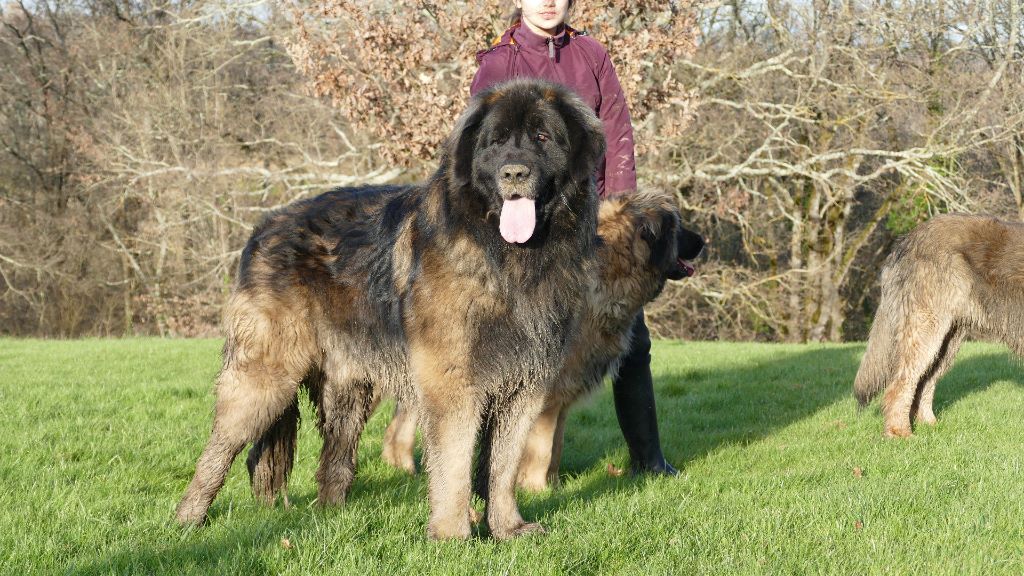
left=492, top=521, right=546, bottom=541
left=382, top=451, right=417, bottom=475
left=427, top=517, right=472, bottom=540
left=516, top=475, right=550, bottom=493
left=884, top=426, right=912, bottom=438
left=631, top=457, right=679, bottom=477
left=175, top=506, right=208, bottom=527
left=468, top=507, right=483, bottom=525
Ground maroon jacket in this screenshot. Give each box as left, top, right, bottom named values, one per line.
left=471, top=23, right=638, bottom=198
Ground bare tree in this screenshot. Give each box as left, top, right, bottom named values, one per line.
left=0, top=0, right=395, bottom=336
left=648, top=0, right=1024, bottom=342
left=2, top=0, right=1021, bottom=340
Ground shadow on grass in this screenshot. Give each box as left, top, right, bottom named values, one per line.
left=67, top=521, right=283, bottom=575
left=67, top=470, right=428, bottom=575
left=562, top=344, right=865, bottom=473
left=70, top=344, right=1020, bottom=572
left=538, top=344, right=1021, bottom=516
left=928, top=351, right=1022, bottom=415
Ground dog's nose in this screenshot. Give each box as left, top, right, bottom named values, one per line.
left=499, top=164, right=531, bottom=184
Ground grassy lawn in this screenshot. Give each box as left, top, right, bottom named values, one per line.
left=0, top=338, right=1022, bottom=574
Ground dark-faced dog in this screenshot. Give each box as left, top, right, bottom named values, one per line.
left=175, top=79, right=605, bottom=540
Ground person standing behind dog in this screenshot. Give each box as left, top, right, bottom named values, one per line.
left=471, top=0, right=677, bottom=476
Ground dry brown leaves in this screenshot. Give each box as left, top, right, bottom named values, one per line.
left=606, top=462, right=625, bottom=477
left=286, top=1, right=703, bottom=172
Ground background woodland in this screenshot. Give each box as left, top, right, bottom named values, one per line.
left=1, top=0, right=1021, bottom=341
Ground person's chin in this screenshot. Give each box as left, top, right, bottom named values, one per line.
left=534, top=15, right=561, bottom=28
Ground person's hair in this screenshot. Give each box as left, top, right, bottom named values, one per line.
left=508, top=1, right=574, bottom=26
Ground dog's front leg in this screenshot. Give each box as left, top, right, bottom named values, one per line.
left=485, top=390, right=548, bottom=540
left=413, top=351, right=484, bottom=540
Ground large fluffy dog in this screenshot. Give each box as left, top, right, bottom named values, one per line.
left=379, top=191, right=705, bottom=491
left=854, top=214, right=1024, bottom=437
left=175, top=80, right=606, bottom=540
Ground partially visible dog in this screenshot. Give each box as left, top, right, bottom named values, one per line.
left=380, top=190, right=704, bottom=491
left=854, top=214, right=1024, bottom=437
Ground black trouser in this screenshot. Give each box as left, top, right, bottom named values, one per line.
left=612, top=312, right=677, bottom=475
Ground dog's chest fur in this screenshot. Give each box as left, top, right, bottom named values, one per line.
left=405, top=219, right=590, bottom=397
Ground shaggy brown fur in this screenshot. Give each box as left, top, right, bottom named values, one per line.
left=854, top=214, right=1024, bottom=437
left=380, top=190, right=704, bottom=491
left=175, top=79, right=606, bottom=540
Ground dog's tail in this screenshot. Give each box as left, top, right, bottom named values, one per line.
left=246, top=395, right=301, bottom=506
left=854, top=240, right=914, bottom=407
left=853, top=317, right=895, bottom=407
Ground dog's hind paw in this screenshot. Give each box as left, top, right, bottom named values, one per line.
left=516, top=475, right=551, bottom=493
left=884, top=425, right=912, bottom=438
left=468, top=507, right=483, bottom=525
left=382, top=450, right=417, bottom=475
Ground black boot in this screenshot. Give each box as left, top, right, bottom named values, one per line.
left=612, top=313, right=678, bottom=476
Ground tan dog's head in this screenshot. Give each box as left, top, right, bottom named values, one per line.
left=594, top=190, right=704, bottom=311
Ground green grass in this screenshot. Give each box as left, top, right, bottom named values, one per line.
left=1, top=339, right=1022, bottom=574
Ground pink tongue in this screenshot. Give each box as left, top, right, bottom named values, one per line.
left=499, top=198, right=536, bottom=244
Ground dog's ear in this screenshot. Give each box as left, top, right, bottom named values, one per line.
left=639, top=209, right=678, bottom=270
left=446, top=96, right=488, bottom=189
left=552, top=91, right=606, bottom=183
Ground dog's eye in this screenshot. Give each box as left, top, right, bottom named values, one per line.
left=535, top=132, right=550, bottom=143
left=490, top=129, right=511, bottom=145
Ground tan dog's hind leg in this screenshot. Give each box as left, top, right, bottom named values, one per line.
left=382, top=402, right=418, bottom=474
left=547, top=408, right=568, bottom=487
left=315, top=369, right=379, bottom=506
left=516, top=402, right=562, bottom=491
left=177, top=365, right=303, bottom=525
left=882, top=314, right=952, bottom=438
left=913, top=326, right=964, bottom=426
left=247, top=396, right=300, bottom=506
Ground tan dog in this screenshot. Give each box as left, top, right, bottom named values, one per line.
left=854, top=214, right=1024, bottom=437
